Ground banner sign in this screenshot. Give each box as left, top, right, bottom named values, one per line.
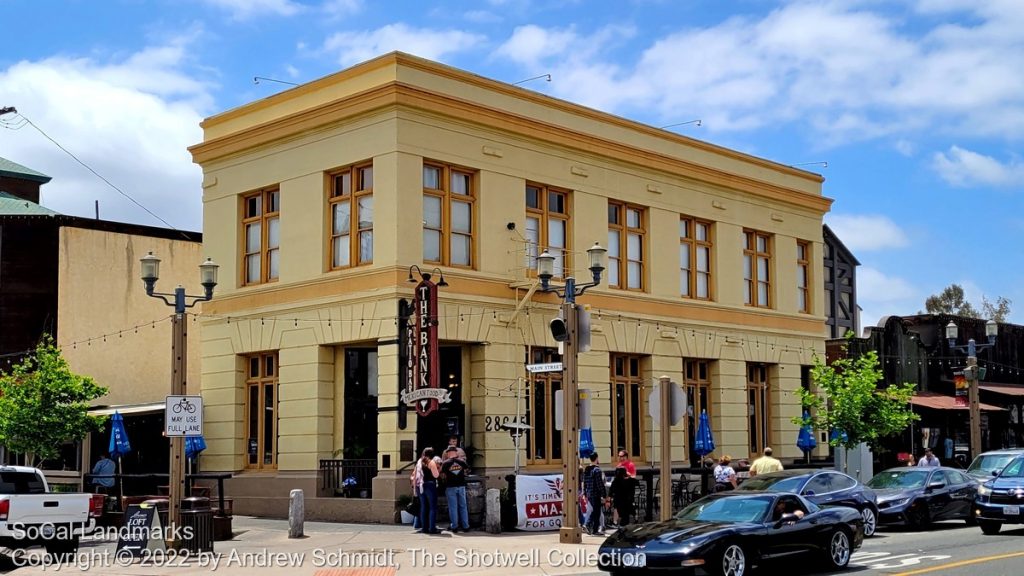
left=954, top=371, right=968, bottom=407
left=515, top=474, right=564, bottom=531
left=400, top=278, right=450, bottom=416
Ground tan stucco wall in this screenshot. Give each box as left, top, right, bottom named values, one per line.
left=57, top=226, right=204, bottom=406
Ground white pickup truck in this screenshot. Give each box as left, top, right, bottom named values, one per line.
left=0, top=466, right=104, bottom=557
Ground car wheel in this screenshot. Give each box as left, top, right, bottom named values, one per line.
left=907, top=502, right=930, bottom=530
left=45, top=536, right=79, bottom=561
left=861, top=506, right=877, bottom=537
left=713, top=542, right=750, bottom=576
left=979, top=520, right=1002, bottom=535
left=823, top=529, right=852, bottom=569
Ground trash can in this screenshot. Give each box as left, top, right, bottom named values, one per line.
left=141, top=499, right=169, bottom=533
left=179, top=497, right=214, bottom=553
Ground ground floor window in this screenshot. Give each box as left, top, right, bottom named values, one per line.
left=343, top=348, right=379, bottom=459
left=611, top=353, right=645, bottom=461
left=526, top=347, right=562, bottom=465
left=684, top=359, right=712, bottom=465
left=245, top=352, right=278, bottom=469
left=747, top=363, right=770, bottom=458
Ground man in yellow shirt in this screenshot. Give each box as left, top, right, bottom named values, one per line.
left=748, top=447, right=783, bottom=477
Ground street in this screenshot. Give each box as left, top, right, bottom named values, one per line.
left=0, top=517, right=1021, bottom=575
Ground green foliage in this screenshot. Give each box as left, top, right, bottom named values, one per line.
left=0, top=337, right=108, bottom=466
left=794, top=344, right=918, bottom=452
left=924, top=283, right=1012, bottom=321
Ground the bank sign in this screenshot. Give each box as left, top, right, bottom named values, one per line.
left=400, top=278, right=451, bottom=416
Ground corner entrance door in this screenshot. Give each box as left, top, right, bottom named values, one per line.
left=415, top=347, right=464, bottom=460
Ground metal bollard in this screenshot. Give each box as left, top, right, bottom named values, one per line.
left=289, top=489, right=304, bottom=538
left=485, top=488, right=501, bottom=534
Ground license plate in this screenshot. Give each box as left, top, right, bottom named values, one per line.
left=620, top=553, right=646, bottom=568
left=1005, top=505, right=1020, bottom=516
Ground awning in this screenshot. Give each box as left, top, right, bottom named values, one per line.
left=910, top=391, right=1005, bottom=412
left=88, top=402, right=165, bottom=416
left=980, top=384, right=1024, bottom=397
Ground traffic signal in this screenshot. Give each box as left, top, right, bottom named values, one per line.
left=550, top=314, right=569, bottom=342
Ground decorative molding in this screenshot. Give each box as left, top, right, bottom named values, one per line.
left=570, top=165, right=588, bottom=177
left=771, top=212, right=784, bottom=222
left=659, top=330, right=677, bottom=339
left=712, top=200, right=726, bottom=210
left=482, top=145, right=504, bottom=158
left=202, top=176, right=218, bottom=189
left=646, top=184, right=662, bottom=194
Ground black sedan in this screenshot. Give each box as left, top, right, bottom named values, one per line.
left=735, top=468, right=880, bottom=537
left=974, top=455, right=1024, bottom=534
left=598, top=492, right=863, bottom=576
left=866, top=466, right=978, bottom=528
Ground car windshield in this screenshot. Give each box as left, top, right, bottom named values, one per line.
left=997, top=457, right=1024, bottom=479
left=867, top=470, right=928, bottom=490
left=676, top=496, right=773, bottom=524
left=736, top=475, right=805, bottom=493
left=968, top=454, right=1018, bottom=476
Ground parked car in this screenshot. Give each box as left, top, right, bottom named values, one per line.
left=0, top=466, right=105, bottom=557
left=735, top=468, right=880, bottom=537
left=597, top=491, right=863, bottom=576
left=966, top=449, right=1024, bottom=482
left=974, top=455, right=1024, bottom=535
left=866, top=466, right=977, bottom=528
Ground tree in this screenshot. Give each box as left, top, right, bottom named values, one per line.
left=923, top=283, right=1012, bottom=321
left=794, top=344, right=918, bottom=453
left=0, top=337, right=108, bottom=466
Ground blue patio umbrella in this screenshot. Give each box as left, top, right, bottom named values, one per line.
left=108, top=412, right=131, bottom=501
left=185, top=435, right=207, bottom=460
left=797, top=411, right=817, bottom=461
left=694, top=410, right=715, bottom=457
left=579, top=428, right=595, bottom=460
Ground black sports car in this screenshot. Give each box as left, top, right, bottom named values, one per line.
left=598, top=492, right=863, bottom=576
left=866, top=466, right=978, bottom=528
left=735, top=468, right=880, bottom=537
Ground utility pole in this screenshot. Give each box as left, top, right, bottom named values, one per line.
left=169, top=309, right=187, bottom=544
left=560, top=294, right=581, bottom=544
left=946, top=320, right=997, bottom=461
left=659, top=376, right=672, bottom=521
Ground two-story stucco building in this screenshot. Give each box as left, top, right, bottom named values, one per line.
left=190, top=52, right=832, bottom=521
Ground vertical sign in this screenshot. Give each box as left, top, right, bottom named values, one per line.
left=954, top=371, right=968, bottom=407
left=400, top=279, right=450, bottom=416
left=397, top=299, right=411, bottom=429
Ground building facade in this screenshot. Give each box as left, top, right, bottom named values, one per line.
left=191, top=53, right=832, bottom=520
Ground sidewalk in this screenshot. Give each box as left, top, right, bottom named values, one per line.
left=6, top=517, right=611, bottom=575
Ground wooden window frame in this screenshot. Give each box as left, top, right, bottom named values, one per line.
left=743, top=229, right=773, bottom=308
left=610, top=353, right=645, bottom=461
left=244, top=352, right=279, bottom=470
left=423, top=161, right=476, bottom=268
left=746, top=363, right=770, bottom=459
left=680, top=217, right=713, bottom=300
left=525, top=184, right=572, bottom=278
left=328, top=162, right=374, bottom=270
left=684, top=358, right=712, bottom=464
left=797, top=240, right=811, bottom=314
left=525, top=347, right=563, bottom=466
left=608, top=201, right=646, bottom=291
left=241, top=188, right=280, bottom=286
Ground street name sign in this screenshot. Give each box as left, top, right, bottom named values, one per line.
left=526, top=362, right=563, bottom=373
left=165, top=395, right=203, bottom=437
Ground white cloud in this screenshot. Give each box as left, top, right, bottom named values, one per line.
left=894, top=139, right=916, bottom=156
left=932, top=146, right=1024, bottom=189
left=825, top=214, right=910, bottom=252
left=322, top=0, right=363, bottom=18
left=464, top=10, right=502, bottom=24
left=0, top=37, right=211, bottom=230
left=201, top=0, right=304, bottom=19
left=495, top=25, right=577, bottom=66
left=322, top=24, right=486, bottom=67
left=857, top=267, right=922, bottom=330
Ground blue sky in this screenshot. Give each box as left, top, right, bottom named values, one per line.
left=1, top=0, right=1022, bottom=326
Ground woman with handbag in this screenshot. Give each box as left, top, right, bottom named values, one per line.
left=417, top=448, right=441, bottom=534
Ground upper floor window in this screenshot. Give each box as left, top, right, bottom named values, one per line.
left=608, top=202, right=645, bottom=290
left=423, top=162, right=475, bottom=267
left=680, top=217, right=712, bottom=300
left=743, top=230, right=772, bottom=307
left=329, top=163, right=373, bottom=269
left=525, top=184, right=570, bottom=277
left=242, top=188, right=279, bottom=285
left=797, top=240, right=810, bottom=313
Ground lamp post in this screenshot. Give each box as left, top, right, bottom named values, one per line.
left=946, top=319, right=998, bottom=462
left=140, top=252, right=218, bottom=545
left=536, top=242, right=606, bottom=544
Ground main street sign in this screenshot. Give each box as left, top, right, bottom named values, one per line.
left=526, top=362, right=563, bottom=373
left=165, top=395, right=203, bottom=437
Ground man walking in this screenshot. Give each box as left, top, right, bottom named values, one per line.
left=583, top=452, right=608, bottom=535
left=748, top=447, right=783, bottom=477
left=917, top=448, right=940, bottom=467
left=441, top=446, right=471, bottom=532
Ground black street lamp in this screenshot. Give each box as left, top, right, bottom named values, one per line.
left=945, top=319, right=998, bottom=461
left=534, top=241, right=606, bottom=544
left=140, top=251, right=218, bottom=545
left=406, top=265, right=449, bottom=287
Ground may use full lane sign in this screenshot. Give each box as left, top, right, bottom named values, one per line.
left=165, top=395, right=203, bottom=437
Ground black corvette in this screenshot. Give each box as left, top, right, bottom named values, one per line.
left=736, top=468, right=880, bottom=537
left=598, top=492, right=864, bottom=576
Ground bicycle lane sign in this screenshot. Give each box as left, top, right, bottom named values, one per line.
left=165, top=395, right=203, bottom=436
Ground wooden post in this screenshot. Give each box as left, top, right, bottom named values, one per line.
left=168, top=312, right=187, bottom=547
left=659, top=376, right=673, bottom=521
left=968, top=355, right=981, bottom=460
left=559, top=301, right=582, bottom=544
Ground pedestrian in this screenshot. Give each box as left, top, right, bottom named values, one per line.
left=582, top=452, right=608, bottom=535
left=441, top=446, right=470, bottom=533
left=917, top=448, right=940, bottom=467
left=609, top=466, right=634, bottom=527
left=418, top=448, right=441, bottom=534
left=90, top=453, right=115, bottom=494
left=616, top=449, right=637, bottom=478
left=409, top=456, right=424, bottom=531
left=447, top=435, right=467, bottom=461
left=713, top=455, right=737, bottom=492
left=748, top=447, right=784, bottom=477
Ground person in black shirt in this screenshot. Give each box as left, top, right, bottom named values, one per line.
left=609, top=466, right=634, bottom=527
left=441, top=446, right=470, bottom=532
left=582, top=452, right=607, bottom=535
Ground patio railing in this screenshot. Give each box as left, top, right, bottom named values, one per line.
left=319, top=458, right=377, bottom=497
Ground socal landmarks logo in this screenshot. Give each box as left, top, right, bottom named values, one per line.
left=400, top=278, right=451, bottom=416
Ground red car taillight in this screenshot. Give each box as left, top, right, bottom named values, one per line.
left=0, top=499, right=9, bottom=521
left=89, top=494, right=105, bottom=518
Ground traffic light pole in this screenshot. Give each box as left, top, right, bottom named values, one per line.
left=560, top=282, right=582, bottom=544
